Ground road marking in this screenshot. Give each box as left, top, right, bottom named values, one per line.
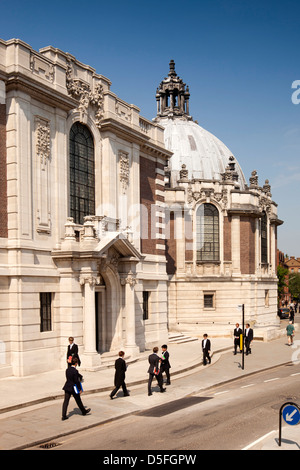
left=291, top=372, right=300, bottom=376
left=214, top=390, right=229, bottom=396
left=242, top=430, right=276, bottom=450
left=241, top=384, right=254, bottom=388
left=264, top=378, right=279, bottom=383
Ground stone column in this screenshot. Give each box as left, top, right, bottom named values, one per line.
left=79, top=271, right=102, bottom=369
left=121, top=271, right=139, bottom=357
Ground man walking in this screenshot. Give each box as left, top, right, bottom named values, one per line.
left=202, top=334, right=211, bottom=365
left=147, top=346, right=166, bottom=396
left=110, top=351, right=130, bottom=399
left=62, top=357, right=90, bottom=420
left=160, top=344, right=171, bottom=385
left=233, top=323, right=243, bottom=355
left=244, top=323, right=253, bottom=355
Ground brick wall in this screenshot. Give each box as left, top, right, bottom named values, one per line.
left=223, top=216, right=232, bottom=261
left=240, top=217, right=255, bottom=274
left=0, top=104, right=7, bottom=238
left=140, top=156, right=165, bottom=256
left=166, top=211, right=176, bottom=274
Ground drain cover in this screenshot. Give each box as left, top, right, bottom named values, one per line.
left=39, top=442, right=61, bottom=449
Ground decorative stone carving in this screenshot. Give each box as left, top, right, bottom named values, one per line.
left=35, top=116, right=51, bottom=233
left=36, top=117, right=50, bottom=168
left=120, top=270, right=137, bottom=287
left=119, top=151, right=130, bottom=193
left=79, top=272, right=101, bottom=287
left=66, top=58, right=104, bottom=128
left=249, top=170, right=259, bottom=189
left=179, top=164, right=189, bottom=181
left=221, top=156, right=239, bottom=183
left=263, top=179, right=272, bottom=197
left=30, top=53, right=54, bottom=82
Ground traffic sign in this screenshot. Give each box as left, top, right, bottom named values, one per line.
left=279, top=402, right=300, bottom=446
left=282, top=404, right=300, bottom=426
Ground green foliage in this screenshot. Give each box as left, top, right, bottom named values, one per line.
left=277, top=265, right=288, bottom=300
left=289, top=272, right=300, bottom=301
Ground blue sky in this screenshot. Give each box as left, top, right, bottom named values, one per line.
left=1, top=0, right=300, bottom=255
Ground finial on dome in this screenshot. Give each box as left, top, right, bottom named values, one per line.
left=168, top=59, right=176, bottom=77
left=154, top=60, right=192, bottom=121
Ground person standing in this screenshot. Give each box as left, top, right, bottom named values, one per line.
left=160, top=344, right=171, bottom=385
left=67, top=337, right=81, bottom=367
left=289, top=307, right=295, bottom=324
left=244, top=323, right=253, bottom=355
left=233, top=323, right=243, bottom=355
left=147, top=346, right=166, bottom=396
left=202, top=334, right=211, bottom=365
left=286, top=321, right=295, bottom=346
left=110, top=351, right=130, bottom=399
left=62, top=357, right=91, bottom=420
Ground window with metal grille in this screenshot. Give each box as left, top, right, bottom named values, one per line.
left=196, top=204, right=219, bottom=261
left=261, top=211, right=268, bottom=264
left=204, top=294, right=214, bottom=309
left=40, top=293, right=52, bottom=332
left=143, top=291, right=150, bottom=320
left=69, top=123, right=95, bottom=225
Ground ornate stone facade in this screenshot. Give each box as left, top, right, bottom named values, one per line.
left=0, top=39, right=170, bottom=377
left=155, top=61, right=283, bottom=340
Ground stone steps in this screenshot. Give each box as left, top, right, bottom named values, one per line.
left=168, top=333, right=199, bottom=344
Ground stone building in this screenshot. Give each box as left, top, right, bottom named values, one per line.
left=154, top=60, right=283, bottom=339
left=0, top=40, right=283, bottom=378
left=0, top=39, right=171, bottom=377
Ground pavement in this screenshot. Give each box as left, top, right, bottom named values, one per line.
left=1, top=323, right=300, bottom=451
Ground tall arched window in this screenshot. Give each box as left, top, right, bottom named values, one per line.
left=196, top=203, right=219, bottom=261
left=261, top=211, right=268, bottom=264
left=69, top=122, right=95, bottom=225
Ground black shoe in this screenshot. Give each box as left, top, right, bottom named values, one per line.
left=62, top=416, right=68, bottom=421
left=124, top=393, right=130, bottom=397
left=148, top=392, right=152, bottom=396
left=83, top=408, right=91, bottom=415
left=160, top=388, right=166, bottom=393
left=110, top=394, right=114, bottom=399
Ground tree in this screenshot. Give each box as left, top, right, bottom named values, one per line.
left=277, top=265, right=288, bottom=303
left=288, top=272, right=300, bottom=301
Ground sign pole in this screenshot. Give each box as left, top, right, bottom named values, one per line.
left=242, top=304, right=245, bottom=370
left=279, top=402, right=300, bottom=447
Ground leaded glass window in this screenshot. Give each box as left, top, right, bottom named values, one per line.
left=196, top=204, right=219, bottom=262
left=69, top=123, right=95, bottom=225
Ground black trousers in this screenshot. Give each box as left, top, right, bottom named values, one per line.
left=234, top=338, right=241, bottom=353
left=148, top=372, right=163, bottom=394
left=62, top=390, right=86, bottom=417
left=161, top=366, right=171, bottom=384
left=245, top=339, right=252, bottom=354
left=202, top=350, right=211, bottom=365
left=110, top=381, right=129, bottom=398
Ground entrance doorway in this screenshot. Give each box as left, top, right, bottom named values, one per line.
left=95, top=287, right=106, bottom=353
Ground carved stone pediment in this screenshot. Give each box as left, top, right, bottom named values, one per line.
left=66, top=58, right=104, bottom=128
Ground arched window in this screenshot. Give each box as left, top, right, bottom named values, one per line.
left=261, top=211, right=268, bottom=264
left=69, top=122, right=95, bottom=225
left=196, top=204, right=219, bottom=262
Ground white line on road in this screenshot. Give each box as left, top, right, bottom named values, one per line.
left=291, top=373, right=300, bottom=376
left=241, top=384, right=255, bottom=388
left=242, top=430, right=276, bottom=450
left=214, top=390, right=229, bottom=395
left=264, top=378, right=279, bottom=383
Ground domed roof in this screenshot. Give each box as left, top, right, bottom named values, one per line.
left=154, top=60, right=246, bottom=190
left=160, top=117, right=246, bottom=189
